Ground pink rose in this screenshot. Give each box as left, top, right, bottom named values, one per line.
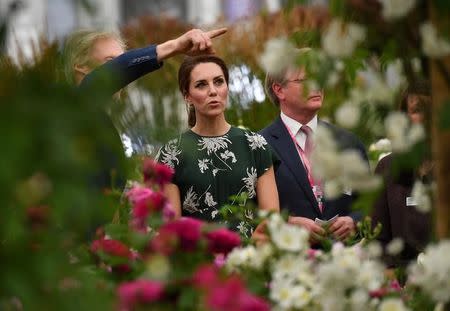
left=117, top=279, right=164, bottom=311
left=90, top=238, right=131, bottom=259
left=126, top=186, right=167, bottom=230
left=192, top=264, right=221, bottom=291
left=214, top=253, right=226, bottom=268
left=143, top=158, right=174, bottom=186
left=127, top=186, right=166, bottom=212
left=162, top=202, right=176, bottom=222
left=205, top=276, right=269, bottom=311
left=206, top=276, right=246, bottom=311
left=159, top=218, right=204, bottom=251
left=150, top=230, right=178, bottom=255
left=236, top=292, right=271, bottom=311
left=206, top=228, right=241, bottom=255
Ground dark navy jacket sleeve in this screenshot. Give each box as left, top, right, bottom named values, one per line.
left=79, top=44, right=163, bottom=94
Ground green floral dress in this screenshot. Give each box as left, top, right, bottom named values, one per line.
left=156, top=127, right=273, bottom=237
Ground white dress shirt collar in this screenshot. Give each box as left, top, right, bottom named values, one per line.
left=280, top=112, right=318, bottom=136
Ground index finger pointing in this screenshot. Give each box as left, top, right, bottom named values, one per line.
left=206, top=27, right=227, bottom=39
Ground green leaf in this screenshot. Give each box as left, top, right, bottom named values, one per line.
left=104, top=224, right=130, bottom=240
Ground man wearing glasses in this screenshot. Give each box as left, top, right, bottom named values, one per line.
left=260, top=48, right=368, bottom=246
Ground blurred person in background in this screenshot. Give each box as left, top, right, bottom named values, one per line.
left=63, top=27, right=227, bottom=92
left=61, top=27, right=227, bottom=183
left=372, top=79, right=433, bottom=270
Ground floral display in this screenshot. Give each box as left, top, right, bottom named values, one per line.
left=2, top=0, right=450, bottom=310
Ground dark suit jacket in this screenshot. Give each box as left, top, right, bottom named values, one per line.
left=371, top=154, right=432, bottom=268
left=260, top=117, right=367, bottom=222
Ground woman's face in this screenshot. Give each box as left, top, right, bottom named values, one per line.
left=186, top=62, right=228, bottom=120
left=407, top=94, right=425, bottom=124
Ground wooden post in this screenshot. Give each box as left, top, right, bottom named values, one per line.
left=429, top=4, right=450, bottom=239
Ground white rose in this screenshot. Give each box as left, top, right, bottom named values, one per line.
left=322, top=19, right=366, bottom=58
left=335, top=102, right=361, bottom=129
left=420, top=22, right=450, bottom=58
left=259, top=37, right=297, bottom=75
left=379, top=0, right=416, bottom=20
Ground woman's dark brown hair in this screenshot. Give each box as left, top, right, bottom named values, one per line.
left=178, top=55, right=229, bottom=127
left=398, top=79, right=431, bottom=133
left=399, top=79, right=430, bottom=112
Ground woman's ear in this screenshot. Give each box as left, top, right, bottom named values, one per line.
left=74, top=63, right=91, bottom=76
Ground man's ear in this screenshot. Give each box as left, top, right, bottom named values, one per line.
left=272, top=83, right=284, bottom=99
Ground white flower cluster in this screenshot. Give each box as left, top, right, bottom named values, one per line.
left=352, top=61, right=406, bottom=107
left=409, top=240, right=450, bottom=304
left=322, top=19, right=366, bottom=58
left=379, top=0, right=416, bottom=21
left=369, top=138, right=392, bottom=161
left=420, top=22, right=450, bottom=58
left=411, top=179, right=433, bottom=213
left=335, top=101, right=361, bottom=129
left=369, top=138, right=392, bottom=153
left=311, top=125, right=381, bottom=199
left=385, top=112, right=425, bottom=152
left=334, top=60, right=407, bottom=139
left=226, top=215, right=394, bottom=311
left=315, top=243, right=385, bottom=311
left=258, top=37, right=297, bottom=75
left=378, top=298, right=409, bottom=311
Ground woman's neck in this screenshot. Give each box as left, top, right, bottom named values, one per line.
left=191, top=115, right=230, bottom=136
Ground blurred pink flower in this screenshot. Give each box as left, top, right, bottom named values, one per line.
left=90, top=238, right=131, bottom=259
left=206, top=276, right=270, bottom=311
left=117, top=279, right=165, bottom=311
left=126, top=186, right=167, bottom=230
left=159, top=218, right=204, bottom=251
left=143, top=158, right=174, bottom=186
left=214, top=253, right=226, bottom=268
left=162, top=202, right=176, bottom=222
left=150, top=230, right=178, bottom=255
left=192, top=264, right=221, bottom=290
left=206, top=228, right=241, bottom=255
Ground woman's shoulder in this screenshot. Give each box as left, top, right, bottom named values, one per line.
left=229, top=127, right=269, bottom=150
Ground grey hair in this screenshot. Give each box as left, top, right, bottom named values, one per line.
left=62, top=29, right=126, bottom=84
left=264, top=47, right=312, bottom=106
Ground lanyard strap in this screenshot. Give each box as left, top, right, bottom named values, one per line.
left=282, top=121, right=324, bottom=211
left=282, top=120, right=315, bottom=187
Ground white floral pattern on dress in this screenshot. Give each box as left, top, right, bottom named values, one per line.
left=183, top=186, right=200, bottom=213
left=158, top=128, right=273, bottom=238
left=157, top=139, right=181, bottom=169
left=237, top=221, right=251, bottom=238
left=242, top=167, right=258, bottom=199
left=220, top=150, right=237, bottom=163
left=198, top=159, right=210, bottom=173
left=204, top=192, right=217, bottom=207
left=245, top=132, right=268, bottom=150
left=211, top=210, right=219, bottom=219
left=198, top=136, right=232, bottom=155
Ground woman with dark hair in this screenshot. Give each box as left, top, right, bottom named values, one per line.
left=372, top=80, right=433, bottom=269
left=157, top=55, right=279, bottom=238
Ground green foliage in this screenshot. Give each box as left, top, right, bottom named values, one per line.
left=356, top=216, right=383, bottom=244
left=0, top=44, right=129, bottom=309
